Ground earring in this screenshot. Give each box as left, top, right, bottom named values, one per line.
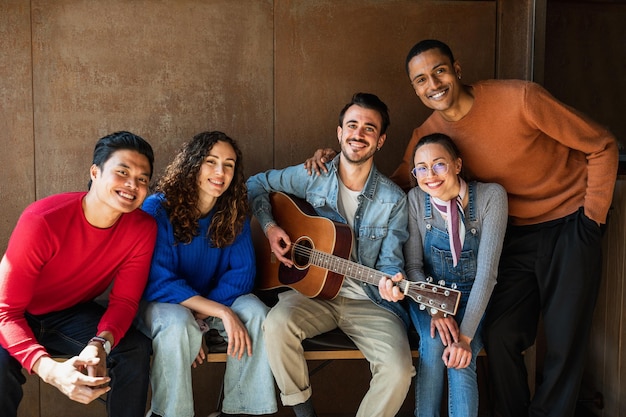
left=457, top=74, right=462, bottom=80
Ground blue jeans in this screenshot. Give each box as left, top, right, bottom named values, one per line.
left=409, top=192, right=483, bottom=417
left=140, top=294, right=277, bottom=417
left=0, top=302, right=152, bottom=417
left=409, top=300, right=483, bottom=417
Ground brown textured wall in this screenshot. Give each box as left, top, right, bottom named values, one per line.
left=30, top=0, right=274, bottom=198
left=544, top=3, right=626, bottom=416
left=273, top=0, right=496, bottom=174
left=0, top=0, right=503, bottom=256
left=544, top=1, right=626, bottom=147
left=0, top=1, right=35, bottom=255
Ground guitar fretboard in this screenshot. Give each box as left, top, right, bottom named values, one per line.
left=298, top=244, right=387, bottom=285
left=292, top=242, right=459, bottom=315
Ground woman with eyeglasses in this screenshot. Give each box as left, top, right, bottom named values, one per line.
left=398, top=132, right=507, bottom=416
left=139, top=131, right=277, bottom=417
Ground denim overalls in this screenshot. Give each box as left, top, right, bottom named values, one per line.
left=409, top=181, right=484, bottom=417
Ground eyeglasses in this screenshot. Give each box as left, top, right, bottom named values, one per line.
left=411, top=162, right=449, bottom=179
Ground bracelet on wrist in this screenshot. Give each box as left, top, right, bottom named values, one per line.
left=89, top=336, right=111, bottom=355
left=263, top=222, right=277, bottom=235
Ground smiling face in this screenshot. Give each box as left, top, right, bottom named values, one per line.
left=85, top=149, right=151, bottom=226
left=196, top=140, right=237, bottom=212
left=337, top=104, right=386, bottom=165
left=407, top=47, right=464, bottom=115
left=413, top=143, right=462, bottom=201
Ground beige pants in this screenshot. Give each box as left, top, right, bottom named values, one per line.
left=263, top=290, right=415, bottom=417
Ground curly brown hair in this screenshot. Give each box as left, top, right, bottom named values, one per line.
left=156, top=131, right=248, bottom=248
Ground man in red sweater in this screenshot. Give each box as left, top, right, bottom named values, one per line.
left=306, top=40, right=618, bottom=417
left=0, top=131, right=157, bottom=417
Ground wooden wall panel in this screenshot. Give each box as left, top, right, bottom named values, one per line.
left=2, top=0, right=541, bottom=251
left=273, top=0, right=496, bottom=175
left=544, top=4, right=626, bottom=412
left=30, top=0, right=274, bottom=198
left=496, top=0, right=546, bottom=81
left=0, top=0, right=35, bottom=255
left=582, top=178, right=626, bottom=416
left=544, top=1, right=626, bottom=148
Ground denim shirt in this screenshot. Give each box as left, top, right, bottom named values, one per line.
left=247, top=155, right=410, bottom=327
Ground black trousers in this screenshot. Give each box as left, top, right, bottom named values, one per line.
left=0, top=301, right=152, bottom=417
left=483, top=208, right=603, bottom=417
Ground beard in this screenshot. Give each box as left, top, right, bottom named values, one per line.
left=339, top=138, right=377, bottom=165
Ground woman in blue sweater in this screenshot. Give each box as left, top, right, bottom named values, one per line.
left=141, top=131, right=277, bottom=417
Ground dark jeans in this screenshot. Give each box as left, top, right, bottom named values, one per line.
left=483, top=208, right=603, bottom=417
left=0, top=301, right=151, bottom=417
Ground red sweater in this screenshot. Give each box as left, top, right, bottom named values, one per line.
left=0, top=192, right=156, bottom=371
left=391, top=80, right=618, bottom=225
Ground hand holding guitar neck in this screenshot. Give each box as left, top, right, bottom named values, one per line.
left=378, top=273, right=409, bottom=303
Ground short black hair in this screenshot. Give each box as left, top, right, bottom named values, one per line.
left=405, top=39, right=456, bottom=76
left=338, top=92, right=390, bottom=135
left=88, top=131, right=154, bottom=189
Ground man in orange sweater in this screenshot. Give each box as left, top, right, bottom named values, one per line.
left=306, top=39, right=618, bottom=417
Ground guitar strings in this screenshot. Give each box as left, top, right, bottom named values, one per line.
left=289, top=242, right=381, bottom=285
left=287, top=242, right=457, bottom=315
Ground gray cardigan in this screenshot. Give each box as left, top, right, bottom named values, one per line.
left=403, top=181, right=508, bottom=339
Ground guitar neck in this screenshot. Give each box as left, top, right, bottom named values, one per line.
left=302, top=245, right=460, bottom=316
left=308, top=247, right=385, bottom=285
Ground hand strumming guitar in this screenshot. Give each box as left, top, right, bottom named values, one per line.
left=265, top=224, right=294, bottom=268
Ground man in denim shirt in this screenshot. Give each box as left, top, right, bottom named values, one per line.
left=247, top=92, right=414, bottom=417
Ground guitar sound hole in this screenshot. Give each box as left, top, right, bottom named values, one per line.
left=293, top=238, right=312, bottom=269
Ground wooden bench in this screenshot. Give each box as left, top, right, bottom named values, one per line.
left=33, top=287, right=535, bottom=417
left=32, top=317, right=534, bottom=417
left=202, top=325, right=537, bottom=416
left=203, top=324, right=535, bottom=416
left=204, top=326, right=425, bottom=363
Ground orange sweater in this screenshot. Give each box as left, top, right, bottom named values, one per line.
left=391, top=80, right=618, bottom=225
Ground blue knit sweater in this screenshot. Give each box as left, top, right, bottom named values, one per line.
left=141, top=193, right=256, bottom=307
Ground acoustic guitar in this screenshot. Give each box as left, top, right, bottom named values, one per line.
left=252, top=191, right=460, bottom=316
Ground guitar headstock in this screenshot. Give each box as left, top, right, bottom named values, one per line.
left=399, top=279, right=461, bottom=316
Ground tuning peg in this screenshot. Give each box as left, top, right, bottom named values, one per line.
left=451, top=283, right=457, bottom=289
left=430, top=308, right=438, bottom=315
left=438, top=280, right=446, bottom=286
left=426, top=276, right=433, bottom=283
left=419, top=304, right=426, bottom=310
